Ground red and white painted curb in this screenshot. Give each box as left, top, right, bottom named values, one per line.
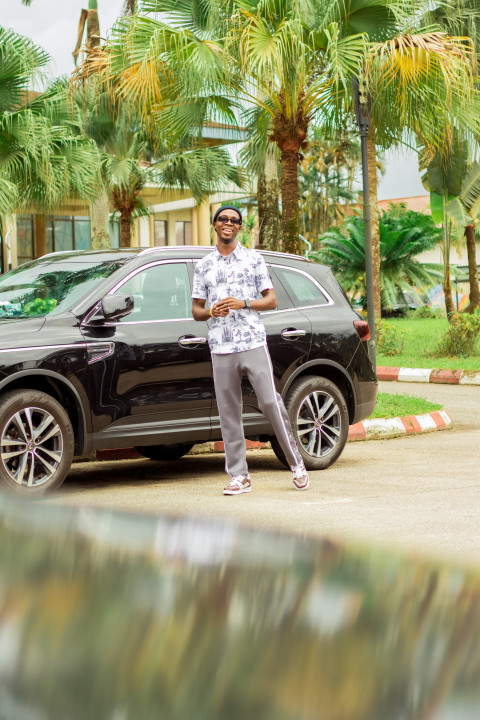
left=347, top=409, right=452, bottom=442
left=377, top=366, right=480, bottom=385
left=94, top=411, right=453, bottom=461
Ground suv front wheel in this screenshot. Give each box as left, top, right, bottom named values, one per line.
left=271, top=375, right=349, bottom=471
left=0, top=390, right=74, bottom=494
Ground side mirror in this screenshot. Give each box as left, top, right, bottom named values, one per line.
left=90, top=294, right=134, bottom=323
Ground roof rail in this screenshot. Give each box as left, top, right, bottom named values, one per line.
left=138, top=245, right=306, bottom=260
left=138, top=245, right=213, bottom=255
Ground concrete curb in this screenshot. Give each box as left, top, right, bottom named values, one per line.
left=377, top=366, right=480, bottom=385
left=347, top=409, right=452, bottom=441
left=94, top=410, right=453, bottom=461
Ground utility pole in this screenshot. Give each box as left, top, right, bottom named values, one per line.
left=353, top=76, right=376, bottom=368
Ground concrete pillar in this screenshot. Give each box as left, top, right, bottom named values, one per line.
left=191, top=206, right=198, bottom=245
left=197, top=200, right=211, bottom=246
left=138, top=217, right=150, bottom=247
left=211, top=203, right=222, bottom=246
left=167, top=212, right=177, bottom=246
left=34, top=215, right=47, bottom=258
left=149, top=215, right=155, bottom=247
left=4, top=215, right=17, bottom=269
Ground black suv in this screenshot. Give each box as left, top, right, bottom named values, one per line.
left=0, top=247, right=377, bottom=494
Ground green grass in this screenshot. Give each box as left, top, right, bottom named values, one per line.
left=370, top=392, right=442, bottom=419
left=376, top=316, right=480, bottom=370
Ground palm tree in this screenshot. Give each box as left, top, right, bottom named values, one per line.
left=101, top=0, right=478, bottom=264
left=0, top=29, right=100, bottom=219
left=76, top=88, right=244, bottom=246
left=426, top=0, right=480, bottom=315
left=420, top=134, right=469, bottom=318
left=239, top=105, right=281, bottom=251
left=102, top=0, right=390, bottom=254
left=298, top=126, right=361, bottom=242
left=311, top=206, right=442, bottom=312
left=73, top=0, right=102, bottom=66
left=425, top=142, right=480, bottom=314
left=358, top=23, right=480, bottom=318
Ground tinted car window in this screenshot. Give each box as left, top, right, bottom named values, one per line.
left=115, top=263, right=190, bottom=321
left=274, top=267, right=330, bottom=308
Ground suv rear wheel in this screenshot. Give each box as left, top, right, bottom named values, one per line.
left=0, top=390, right=74, bottom=494
left=271, top=376, right=349, bottom=471
left=135, top=442, right=195, bottom=461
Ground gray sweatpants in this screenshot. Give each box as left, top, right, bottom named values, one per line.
left=211, top=344, right=302, bottom=478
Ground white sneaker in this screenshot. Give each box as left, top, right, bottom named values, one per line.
left=292, top=463, right=310, bottom=490
left=224, top=475, right=252, bottom=495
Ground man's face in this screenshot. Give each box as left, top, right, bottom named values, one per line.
left=213, top=209, right=242, bottom=244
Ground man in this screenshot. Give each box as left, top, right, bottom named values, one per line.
left=191, top=205, right=310, bottom=495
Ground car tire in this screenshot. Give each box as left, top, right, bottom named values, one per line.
left=135, top=443, right=195, bottom=461
left=0, top=389, right=74, bottom=495
left=270, top=375, right=349, bottom=471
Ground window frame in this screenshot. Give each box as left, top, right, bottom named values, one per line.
left=108, top=259, right=193, bottom=324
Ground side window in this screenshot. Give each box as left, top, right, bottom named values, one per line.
left=274, top=267, right=330, bottom=308
left=115, top=263, right=190, bottom=321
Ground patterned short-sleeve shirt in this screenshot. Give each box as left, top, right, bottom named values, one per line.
left=192, top=243, right=274, bottom=354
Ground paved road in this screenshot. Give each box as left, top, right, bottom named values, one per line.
left=50, top=381, right=480, bottom=568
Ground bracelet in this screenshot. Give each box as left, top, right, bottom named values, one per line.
left=210, top=306, right=214, bottom=318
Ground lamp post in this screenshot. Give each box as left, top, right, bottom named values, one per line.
left=353, top=76, right=376, bottom=368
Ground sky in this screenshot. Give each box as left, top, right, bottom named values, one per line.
left=3, top=0, right=427, bottom=202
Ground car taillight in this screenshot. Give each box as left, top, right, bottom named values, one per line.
left=354, top=320, right=371, bottom=341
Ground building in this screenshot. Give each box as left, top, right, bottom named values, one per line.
left=1, top=123, right=251, bottom=272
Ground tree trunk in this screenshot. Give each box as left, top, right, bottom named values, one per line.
left=90, top=185, right=110, bottom=249
left=464, top=223, right=480, bottom=313
left=86, top=1, right=101, bottom=52
left=443, top=212, right=455, bottom=319
left=257, top=150, right=281, bottom=251
left=366, top=121, right=381, bottom=319
left=270, top=94, right=308, bottom=256
left=34, top=214, right=47, bottom=258
left=119, top=210, right=131, bottom=247
left=280, top=148, right=301, bottom=255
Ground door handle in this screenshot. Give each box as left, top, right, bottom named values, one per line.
left=281, top=329, right=307, bottom=338
left=178, top=336, right=207, bottom=346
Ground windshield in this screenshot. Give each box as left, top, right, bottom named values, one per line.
left=0, top=259, right=127, bottom=318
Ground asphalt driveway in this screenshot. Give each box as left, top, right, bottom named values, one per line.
left=50, top=381, right=480, bottom=568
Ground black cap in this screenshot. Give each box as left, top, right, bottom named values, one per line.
left=212, top=205, right=242, bottom=223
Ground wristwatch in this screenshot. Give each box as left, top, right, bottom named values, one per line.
left=244, top=299, right=250, bottom=310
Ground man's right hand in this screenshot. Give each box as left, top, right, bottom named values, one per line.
left=212, top=301, right=229, bottom=317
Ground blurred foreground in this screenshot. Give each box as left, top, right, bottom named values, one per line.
left=0, top=494, right=480, bottom=719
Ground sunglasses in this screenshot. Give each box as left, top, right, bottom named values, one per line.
left=216, top=215, right=242, bottom=226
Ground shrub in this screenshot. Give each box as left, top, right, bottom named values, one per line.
left=375, top=319, right=406, bottom=356
left=412, top=306, right=443, bottom=319
left=430, top=310, right=480, bottom=357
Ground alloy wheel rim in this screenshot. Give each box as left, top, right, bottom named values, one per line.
left=0, top=406, right=63, bottom=487
left=296, top=391, right=341, bottom=458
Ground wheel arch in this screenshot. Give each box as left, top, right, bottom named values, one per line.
left=0, top=370, right=88, bottom=457
left=282, top=360, right=357, bottom=424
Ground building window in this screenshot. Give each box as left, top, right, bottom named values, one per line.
left=54, top=216, right=74, bottom=251
left=17, top=216, right=35, bottom=265
left=175, top=221, right=192, bottom=245
left=74, top=217, right=91, bottom=251
left=46, top=216, right=92, bottom=255
left=109, top=220, right=120, bottom=248
left=154, top=220, right=167, bottom=246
